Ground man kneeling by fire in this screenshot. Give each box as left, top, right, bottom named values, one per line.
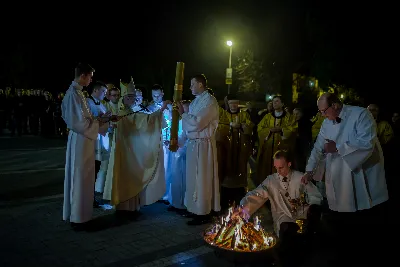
left=235, top=150, right=322, bottom=263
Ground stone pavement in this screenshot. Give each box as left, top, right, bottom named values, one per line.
left=0, top=136, right=278, bottom=267
left=0, top=199, right=278, bottom=267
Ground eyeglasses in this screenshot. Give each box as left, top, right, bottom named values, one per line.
left=320, top=106, right=332, bottom=114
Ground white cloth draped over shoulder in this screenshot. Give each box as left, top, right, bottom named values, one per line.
left=62, top=81, right=108, bottom=223
left=240, top=170, right=322, bottom=235
left=306, top=105, right=389, bottom=212
left=182, top=90, right=220, bottom=215
left=103, top=104, right=165, bottom=211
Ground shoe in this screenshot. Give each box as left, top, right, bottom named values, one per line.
left=167, top=205, right=178, bottom=212
left=93, top=199, right=100, bottom=208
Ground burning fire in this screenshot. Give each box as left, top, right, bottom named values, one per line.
left=204, top=207, right=277, bottom=252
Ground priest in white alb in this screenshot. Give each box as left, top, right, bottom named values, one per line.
left=62, top=63, right=110, bottom=230
left=176, top=74, right=220, bottom=225
left=302, top=93, right=389, bottom=266
left=104, top=80, right=170, bottom=216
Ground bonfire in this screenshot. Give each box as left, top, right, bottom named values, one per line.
left=203, top=206, right=277, bottom=252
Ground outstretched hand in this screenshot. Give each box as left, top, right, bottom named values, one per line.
left=232, top=206, right=250, bottom=221
left=301, top=172, right=313, bottom=185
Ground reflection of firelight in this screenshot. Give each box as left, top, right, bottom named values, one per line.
left=203, top=207, right=277, bottom=252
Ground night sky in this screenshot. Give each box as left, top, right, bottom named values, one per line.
left=0, top=1, right=395, bottom=109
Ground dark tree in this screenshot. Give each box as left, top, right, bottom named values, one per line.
left=234, top=50, right=263, bottom=93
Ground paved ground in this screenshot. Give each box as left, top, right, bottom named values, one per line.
left=0, top=136, right=282, bottom=267
left=8, top=136, right=389, bottom=266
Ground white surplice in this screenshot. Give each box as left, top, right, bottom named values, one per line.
left=148, top=102, right=173, bottom=201
left=182, top=90, right=220, bottom=215
left=62, top=81, right=107, bottom=223
left=94, top=101, right=119, bottom=193
left=87, top=97, right=110, bottom=194
left=240, top=170, right=322, bottom=235
left=306, top=105, right=389, bottom=212
left=167, top=119, right=187, bottom=209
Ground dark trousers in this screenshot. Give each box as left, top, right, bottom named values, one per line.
left=322, top=202, right=390, bottom=266
left=94, top=160, right=101, bottom=201
left=95, top=160, right=101, bottom=182
left=278, top=204, right=322, bottom=266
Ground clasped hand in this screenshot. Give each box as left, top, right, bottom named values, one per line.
left=230, top=122, right=241, bottom=128
left=270, top=126, right=282, bottom=133
left=324, top=139, right=338, bottom=153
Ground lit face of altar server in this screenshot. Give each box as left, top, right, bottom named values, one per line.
left=78, top=72, right=93, bottom=87
left=273, top=154, right=292, bottom=177
left=152, top=89, right=164, bottom=104
left=190, top=75, right=207, bottom=96
left=92, top=85, right=107, bottom=101
left=135, top=90, right=143, bottom=105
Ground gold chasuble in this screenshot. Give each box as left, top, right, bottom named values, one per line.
left=377, top=120, right=394, bottom=146
left=217, top=109, right=253, bottom=188
left=256, top=111, right=295, bottom=183
left=108, top=106, right=163, bottom=206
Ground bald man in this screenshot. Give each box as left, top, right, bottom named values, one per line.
left=367, top=104, right=394, bottom=147
left=302, top=93, right=389, bottom=266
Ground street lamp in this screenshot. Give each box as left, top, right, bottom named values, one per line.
left=226, top=40, right=233, bottom=94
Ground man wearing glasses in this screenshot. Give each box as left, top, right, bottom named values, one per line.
left=302, top=92, right=389, bottom=266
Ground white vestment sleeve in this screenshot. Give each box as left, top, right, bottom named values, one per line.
left=62, top=90, right=99, bottom=140
left=181, top=103, right=217, bottom=132
left=240, top=180, right=270, bottom=215
left=305, top=124, right=326, bottom=172
left=337, top=110, right=376, bottom=171
left=305, top=183, right=323, bottom=205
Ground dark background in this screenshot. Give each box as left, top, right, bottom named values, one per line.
left=0, top=1, right=397, bottom=112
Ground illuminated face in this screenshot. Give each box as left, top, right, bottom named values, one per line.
left=80, top=72, right=93, bottom=87
left=273, top=158, right=291, bottom=177
left=152, top=89, right=163, bottom=103
left=293, top=109, right=302, bottom=121
left=228, top=100, right=239, bottom=113
left=93, top=86, right=107, bottom=101
left=190, top=78, right=203, bottom=96
left=393, top=113, right=399, bottom=123
left=123, top=94, right=136, bottom=107
left=108, top=89, right=120, bottom=104
left=272, top=97, right=283, bottom=110
left=367, top=105, right=379, bottom=119
left=318, top=99, right=340, bottom=121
